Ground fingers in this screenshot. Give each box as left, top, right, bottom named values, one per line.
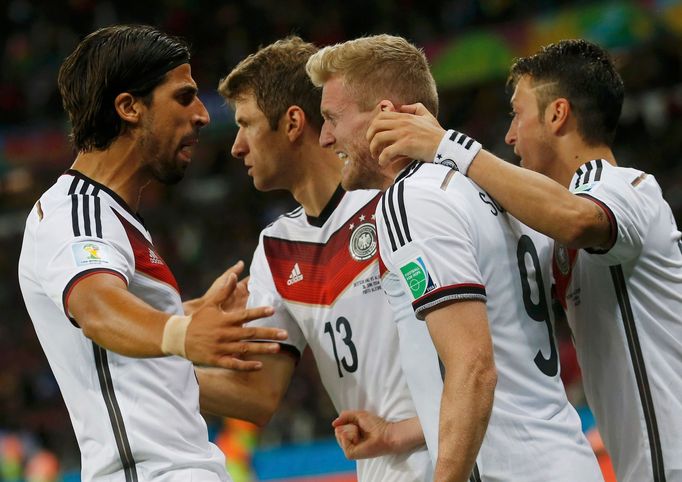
left=398, top=102, right=430, bottom=116
left=222, top=323, right=287, bottom=341
left=335, top=423, right=360, bottom=445
left=222, top=305, right=276, bottom=326
left=209, top=272, right=237, bottom=306
left=226, top=260, right=245, bottom=277
left=333, top=410, right=362, bottom=427
left=215, top=355, right=264, bottom=371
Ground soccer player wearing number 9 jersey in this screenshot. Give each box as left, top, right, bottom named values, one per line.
left=367, top=39, right=682, bottom=482
left=307, top=35, right=604, bottom=482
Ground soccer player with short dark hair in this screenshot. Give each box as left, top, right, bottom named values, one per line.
left=368, top=38, right=682, bottom=482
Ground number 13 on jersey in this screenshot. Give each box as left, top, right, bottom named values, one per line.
left=324, top=317, right=359, bottom=378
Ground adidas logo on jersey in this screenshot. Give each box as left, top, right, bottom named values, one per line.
left=148, top=248, right=163, bottom=265
left=287, top=263, right=303, bottom=285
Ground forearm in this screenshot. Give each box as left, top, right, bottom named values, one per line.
left=434, top=365, right=495, bottom=482
left=386, top=416, right=426, bottom=454
left=468, top=151, right=608, bottom=247
left=197, top=365, right=278, bottom=425
left=70, top=279, right=169, bottom=357
left=197, top=352, right=295, bottom=426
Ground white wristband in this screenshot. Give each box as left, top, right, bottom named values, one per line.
left=161, top=314, right=192, bottom=358
left=433, top=129, right=482, bottom=175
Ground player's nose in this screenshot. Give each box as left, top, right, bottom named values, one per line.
left=319, top=121, right=335, bottom=148
left=193, top=97, right=210, bottom=128
left=231, top=129, right=247, bottom=158
left=504, top=124, right=516, bottom=146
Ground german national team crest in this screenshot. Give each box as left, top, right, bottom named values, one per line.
left=349, top=222, right=377, bottom=261
left=554, top=243, right=570, bottom=275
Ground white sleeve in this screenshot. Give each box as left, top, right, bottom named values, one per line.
left=377, top=181, right=486, bottom=321
left=572, top=170, right=656, bottom=264
left=246, top=234, right=306, bottom=357
left=35, top=200, right=134, bottom=321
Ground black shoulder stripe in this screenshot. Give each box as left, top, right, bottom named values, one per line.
left=70, top=194, right=80, bottom=236
left=594, top=159, right=603, bottom=181
left=397, top=181, right=412, bottom=243
left=575, top=160, right=605, bottom=187
left=82, top=193, right=91, bottom=236
left=93, top=187, right=102, bottom=238
left=68, top=176, right=79, bottom=195
left=381, top=193, right=398, bottom=252
left=387, top=184, right=406, bottom=247
left=584, top=161, right=594, bottom=184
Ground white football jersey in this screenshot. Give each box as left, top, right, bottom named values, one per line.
left=554, top=159, right=682, bottom=482
left=377, top=162, right=602, bottom=481
left=18, top=170, right=229, bottom=482
left=247, top=187, right=432, bottom=482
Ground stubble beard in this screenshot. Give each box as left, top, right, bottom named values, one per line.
left=140, top=120, right=186, bottom=186
left=341, top=144, right=383, bottom=192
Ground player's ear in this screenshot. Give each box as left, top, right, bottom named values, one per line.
left=114, top=92, right=143, bottom=125
left=284, top=105, right=305, bottom=143
left=546, top=97, right=570, bottom=134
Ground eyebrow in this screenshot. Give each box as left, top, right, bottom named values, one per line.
left=175, top=84, right=199, bottom=96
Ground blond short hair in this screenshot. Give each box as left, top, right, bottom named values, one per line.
left=306, top=34, right=438, bottom=116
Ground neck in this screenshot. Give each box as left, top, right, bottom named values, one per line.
left=380, top=158, right=414, bottom=191
left=70, top=139, right=149, bottom=210
left=289, top=144, right=344, bottom=217
left=551, top=135, right=617, bottom=187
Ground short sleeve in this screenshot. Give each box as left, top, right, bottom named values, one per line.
left=246, top=234, right=306, bottom=358
left=377, top=180, right=486, bottom=320
left=572, top=168, right=655, bottom=265
left=35, top=200, right=134, bottom=319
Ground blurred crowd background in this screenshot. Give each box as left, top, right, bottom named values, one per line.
left=1, top=0, right=681, bottom=480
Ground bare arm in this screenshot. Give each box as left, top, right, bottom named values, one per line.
left=367, top=103, right=611, bottom=249
left=424, top=300, right=496, bottom=482
left=197, top=352, right=296, bottom=426
left=332, top=411, right=425, bottom=459
left=69, top=272, right=287, bottom=370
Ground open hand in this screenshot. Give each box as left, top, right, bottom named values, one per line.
left=185, top=272, right=286, bottom=371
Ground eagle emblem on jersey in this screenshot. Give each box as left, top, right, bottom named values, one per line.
left=349, top=222, right=377, bottom=261
left=554, top=243, right=570, bottom=275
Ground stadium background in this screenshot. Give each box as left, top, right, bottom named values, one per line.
left=1, top=0, right=681, bottom=480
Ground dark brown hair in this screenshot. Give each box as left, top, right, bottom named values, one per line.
left=58, top=24, right=190, bottom=151
left=508, top=39, right=624, bottom=146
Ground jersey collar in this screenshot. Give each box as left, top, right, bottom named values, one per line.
left=306, top=184, right=345, bottom=228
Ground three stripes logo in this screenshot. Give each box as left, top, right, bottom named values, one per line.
left=148, top=248, right=164, bottom=265
left=287, top=263, right=304, bottom=286
left=448, top=130, right=477, bottom=150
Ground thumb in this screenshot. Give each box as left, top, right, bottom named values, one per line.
left=210, top=272, right=237, bottom=306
